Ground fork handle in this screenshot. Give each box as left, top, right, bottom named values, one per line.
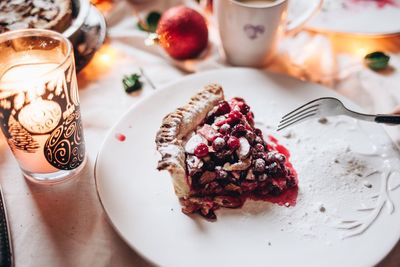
left=375, top=114, right=400, bottom=124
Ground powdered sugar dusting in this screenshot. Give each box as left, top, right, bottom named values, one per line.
left=241, top=117, right=400, bottom=241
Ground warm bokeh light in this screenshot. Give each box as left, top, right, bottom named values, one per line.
left=99, top=50, right=113, bottom=64
left=90, top=0, right=114, bottom=13
left=79, top=44, right=119, bottom=82
left=328, top=33, right=400, bottom=59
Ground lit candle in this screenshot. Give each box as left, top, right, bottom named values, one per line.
left=0, top=29, right=86, bottom=183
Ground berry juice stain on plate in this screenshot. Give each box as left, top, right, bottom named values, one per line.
left=115, top=133, right=126, bottom=142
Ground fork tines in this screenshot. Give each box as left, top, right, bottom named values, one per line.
left=277, top=100, right=321, bottom=131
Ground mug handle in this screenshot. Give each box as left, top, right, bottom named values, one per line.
left=285, top=0, right=322, bottom=34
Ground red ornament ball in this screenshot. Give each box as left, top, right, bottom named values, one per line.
left=156, top=6, right=208, bottom=60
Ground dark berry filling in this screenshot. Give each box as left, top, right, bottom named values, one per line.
left=182, top=98, right=298, bottom=220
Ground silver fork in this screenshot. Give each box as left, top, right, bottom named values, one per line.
left=277, top=97, right=400, bottom=131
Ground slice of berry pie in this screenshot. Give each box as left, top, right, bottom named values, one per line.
left=156, top=84, right=298, bottom=220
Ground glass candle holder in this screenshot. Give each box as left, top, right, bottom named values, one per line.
left=0, top=29, right=86, bottom=184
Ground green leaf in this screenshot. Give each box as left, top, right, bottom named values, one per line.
left=123, top=73, right=143, bottom=93
left=146, top=11, right=161, bottom=33
left=364, top=51, right=390, bottom=71
left=137, top=11, right=161, bottom=33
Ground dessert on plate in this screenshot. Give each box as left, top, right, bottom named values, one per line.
left=156, top=84, right=298, bottom=219
left=0, top=0, right=72, bottom=33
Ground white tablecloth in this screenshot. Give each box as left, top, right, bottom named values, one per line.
left=1, top=0, right=400, bottom=266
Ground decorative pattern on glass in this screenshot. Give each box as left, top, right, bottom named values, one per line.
left=0, top=63, right=85, bottom=171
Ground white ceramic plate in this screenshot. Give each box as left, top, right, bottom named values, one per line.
left=287, top=0, right=322, bottom=31
left=306, top=0, right=400, bottom=36
left=95, top=68, right=400, bottom=267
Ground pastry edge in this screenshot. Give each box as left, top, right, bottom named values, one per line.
left=155, top=84, right=224, bottom=198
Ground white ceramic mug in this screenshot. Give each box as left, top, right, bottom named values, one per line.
left=214, top=0, right=321, bottom=67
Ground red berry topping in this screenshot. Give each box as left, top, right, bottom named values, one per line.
left=215, top=101, right=231, bottom=115
left=245, top=131, right=256, bottom=144
left=228, top=110, right=242, bottom=123
left=254, top=158, right=266, bottom=173
left=215, top=118, right=230, bottom=127
left=194, top=143, right=209, bottom=158
left=219, top=123, right=231, bottom=134
left=246, top=112, right=254, bottom=125
left=231, top=124, right=246, bottom=137
left=211, top=133, right=223, bottom=141
left=255, top=143, right=264, bottom=152
left=212, top=137, right=226, bottom=151
left=255, top=136, right=263, bottom=144
left=237, top=102, right=250, bottom=114
left=254, top=128, right=263, bottom=137
left=227, top=136, right=240, bottom=150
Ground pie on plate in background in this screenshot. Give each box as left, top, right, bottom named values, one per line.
left=0, top=0, right=72, bottom=33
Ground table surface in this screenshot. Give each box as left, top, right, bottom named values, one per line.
left=0, top=1, right=400, bottom=266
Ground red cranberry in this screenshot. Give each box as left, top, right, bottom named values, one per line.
left=245, top=131, right=256, bottom=144
left=255, top=143, right=264, bottom=152
left=232, top=97, right=245, bottom=103
left=211, top=133, right=223, bottom=141
left=219, top=123, right=231, bottom=134
left=275, top=153, right=286, bottom=163
left=227, top=136, right=240, bottom=150
left=266, top=152, right=285, bottom=164
left=266, top=162, right=279, bottom=175
left=246, top=112, right=254, bottom=125
left=254, top=158, right=266, bottom=173
left=254, top=128, right=263, bottom=136
left=212, top=137, right=226, bottom=151
left=237, top=102, right=250, bottom=114
left=255, top=136, right=263, bottom=144
left=231, top=124, right=246, bottom=137
left=215, top=101, right=231, bottom=115
left=230, top=98, right=245, bottom=109
left=252, top=150, right=266, bottom=159
left=252, top=152, right=269, bottom=163
left=228, top=110, right=242, bottom=123
left=266, top=152, right=276, bottom=162
left=215, top=118, right=230, bottom=127
left=194, top=143, right=209, bottom=158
